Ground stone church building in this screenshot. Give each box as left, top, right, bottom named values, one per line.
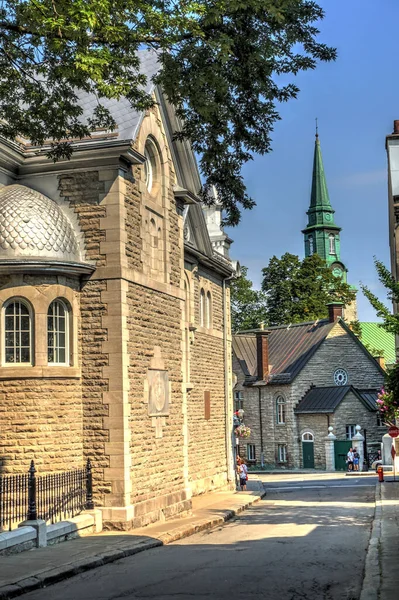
left=0, top=50, right=237, bottom=529
left=233, top=303, right=386, bottom=470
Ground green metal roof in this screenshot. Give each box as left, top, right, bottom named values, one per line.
left=310, top=135, right=333, bottom=210
left=359, top=322, right=396, bottom=365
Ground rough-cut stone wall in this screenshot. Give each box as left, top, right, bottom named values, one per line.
left=187, top=270, right=228, bottom=493
left=59, top=170, right=110, bottom=501
left=0, top=275, right=83, bottom=475
left=332, top=391, right=386, bottom=445
left=80, top=279, right=110, bottom=500
left=59, top=171, right=107, bottom=266
left=127, top=283, right=185, bottom=522
left=124, top=172, right=142, bottom=272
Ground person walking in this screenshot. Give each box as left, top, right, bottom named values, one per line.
left=238, top=459, right=248, bottom=491
left=347, top=448, right=354, bottom=472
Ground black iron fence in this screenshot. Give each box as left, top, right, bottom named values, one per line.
left=0, top=459, right=94, bottom=531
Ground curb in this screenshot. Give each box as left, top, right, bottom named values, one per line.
left=359, top=482, right=382, bottom=600
left=0, top=490, right=265, bottom=600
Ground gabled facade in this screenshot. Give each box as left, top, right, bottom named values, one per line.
left=233, top=304, right=386, bottom=470
left=0, top=50, right=236, bottom=529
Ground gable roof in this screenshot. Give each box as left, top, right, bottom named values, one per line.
left=359, top=322, right=396, bottom=365
left=294, top=386, right=378, bottom=414
left=233, top=319, right=335, bottom=384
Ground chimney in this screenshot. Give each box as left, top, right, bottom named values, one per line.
left=374, top=355, right=386, bottom=370
left=256, top=331, right=270, bottom=380
left=327, top=301, right=344, bottom=323
left=394, top=120, right=399, bottom=135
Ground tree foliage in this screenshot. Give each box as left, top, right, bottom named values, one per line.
left=0, top=0, right=336, bottom=224
left=261, top=253, right=356, bottom=325
left=361, top=259, right=399, bottom=335
left=230, top=266, right=267, bottom=332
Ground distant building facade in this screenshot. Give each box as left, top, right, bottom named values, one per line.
left=233, top=304, right=386, bottom=470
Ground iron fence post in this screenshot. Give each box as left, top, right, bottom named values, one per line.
left=27, top=460, right=37, bottom=521
left=86, top=459, right=94, bottom=510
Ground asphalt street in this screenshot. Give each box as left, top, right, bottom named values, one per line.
left=19, top=474, right=376, bottom=600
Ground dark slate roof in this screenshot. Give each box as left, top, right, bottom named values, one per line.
left=294, top=386, right=379, bottom=414
left=76, top=49, right=160, bottom=142
left=233, top=319, right=335, bottom=384
left=357, top=389, right=379, bottom=412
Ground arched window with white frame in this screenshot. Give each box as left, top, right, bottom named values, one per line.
left=48, top=299, right=70, bottom=365
left=3, top=298, right=32, bottom=365
left=276, top=395, right=286, bottom=424
left=206, top=291, right=212, bottom=329
left=302, top=432, right=314, bottom=442
left=200, top=288, right=206, bottom=327
left=329, top=234, right=336, bottom=255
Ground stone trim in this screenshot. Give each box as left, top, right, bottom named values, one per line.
left=92, top=266, right=185, bottom=301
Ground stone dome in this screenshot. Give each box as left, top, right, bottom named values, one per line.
left=0, top=184, right=81, bottom=263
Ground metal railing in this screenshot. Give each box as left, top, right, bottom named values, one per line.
left=0, top=459, right=94, bottom=531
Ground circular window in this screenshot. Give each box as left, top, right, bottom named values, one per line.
left=334, top=368, right=348, bottom=386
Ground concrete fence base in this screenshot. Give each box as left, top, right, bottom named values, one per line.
left=0, top=510, right=102, bottom=556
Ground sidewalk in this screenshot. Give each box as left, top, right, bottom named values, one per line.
left=0, top=482, right=264, bottom=600
left=361, top=477, right=399, bottom=600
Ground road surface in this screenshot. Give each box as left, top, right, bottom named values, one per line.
left=20, top=473, right=376, bottom=600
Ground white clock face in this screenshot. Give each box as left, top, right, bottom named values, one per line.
left=334, top=368, right=348, bottom=386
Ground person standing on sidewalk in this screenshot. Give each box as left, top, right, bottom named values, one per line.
left=238, top=459, right=248, bottom=491
left=347, top=448, right=354, bottom=472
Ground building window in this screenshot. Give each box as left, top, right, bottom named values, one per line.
left=377, top=414, right=384, bottom=427
left=278, top=444, right=287, bottom=463
left=329, top=234, right=336, bottom=255
left=276, top=395, right=286, bottom=424
left=143, top=138, right=159, bottom=194
left=346, top=424, right=356, bottom=440
left=234, top=390, right=244, bottom=411
left=206, top=291, right=212, bottom=329
left=247, top=444, right=256, bottom=462
left=48, top=300, right=69, bottom=365
left=302, top=432, right=314, bottom=441
left=3, top=299, right=32, bottom=365
left=200, top=288, right=206, bottom=327
left=309, top=236, right=314, bottom=255
left=334, top=368, right=348, bottom=386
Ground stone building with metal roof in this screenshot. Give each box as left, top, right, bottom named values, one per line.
left=0, top=49, right=238, bottom=530
left=233, top=303, right=387, bottom=470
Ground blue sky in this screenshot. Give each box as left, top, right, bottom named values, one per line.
left=226, top=0, right=398, bottom=322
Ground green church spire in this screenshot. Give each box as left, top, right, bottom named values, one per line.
left=302, top=131, right=347, bottom=281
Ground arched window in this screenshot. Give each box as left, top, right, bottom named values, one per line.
left=276, top=395, right=286, bottom=424
left=143, top=138, right=159, bottom=194
left=48, top=300, right=69, bottom=365
left=329, top=234, right=336, bottom=255
left=200, top=289, right=206, bottom=327
left=302, top=432, right=314, bottom=442
left=309, top=236, right=314, bottom=255
left=206, top=291, right=212, bottom=329
left=4, top=299, right=32, bottom=364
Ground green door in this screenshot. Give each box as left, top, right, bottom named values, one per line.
left=334, top=440, right=352, bottom=471
left=302, top=442, right=315, bottom=468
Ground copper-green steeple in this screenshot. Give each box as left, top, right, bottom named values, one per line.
left=302, top=132, right=347, bottom=280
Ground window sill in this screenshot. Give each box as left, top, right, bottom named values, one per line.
left=276, top=423, right=286, bottom=426
left=0, top=366, right=81, bottom=379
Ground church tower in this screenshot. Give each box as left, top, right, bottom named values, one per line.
left=302, top=131, right=357, bottom=320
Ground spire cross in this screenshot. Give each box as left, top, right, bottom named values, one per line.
left=315, top=117, right=319, bottom=139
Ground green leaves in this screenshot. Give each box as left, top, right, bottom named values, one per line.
left=0, top=0, right=335, bottom=224
left=361, top=258, right=399, bottom=336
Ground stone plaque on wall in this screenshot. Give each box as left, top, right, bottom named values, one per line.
left=148, top=369, right=170, bottom=417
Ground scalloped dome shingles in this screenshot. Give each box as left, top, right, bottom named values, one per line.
left=0, top=185, right=80, bottom=262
